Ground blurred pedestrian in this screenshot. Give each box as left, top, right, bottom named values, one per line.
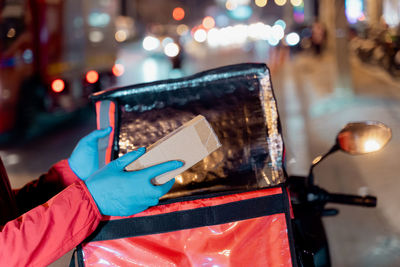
left=170, top=39, right=184, bottom=70
left=311, top=20, right=327, bottom=55
left=0, top=128, right=182, bottom=266
left=268, top=43, right=289, bottom=73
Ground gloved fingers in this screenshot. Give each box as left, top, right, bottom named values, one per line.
left=154, top=178, right=175, bottom=197
left=141, top=161, right=184, bottom=180
left=81, top=127, right=112, bottom=145
left=111, top=147, right=146, bottom=170
left=145, top=197, right=160, bottom=207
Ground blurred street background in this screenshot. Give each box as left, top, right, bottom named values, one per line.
left=1, top=0, right=400, bottom=266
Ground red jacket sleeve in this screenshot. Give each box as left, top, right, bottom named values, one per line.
left=13, top=159, right=81, bottom=215
left=0, top=181, right=102, bottom=267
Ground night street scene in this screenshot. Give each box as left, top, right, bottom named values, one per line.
left=0, top=0, right=400, bottom=266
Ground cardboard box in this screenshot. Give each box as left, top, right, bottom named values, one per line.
left=125, top=115, right=222, bottom=185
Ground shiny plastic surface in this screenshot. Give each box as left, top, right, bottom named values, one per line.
left=82, top=215, right=291, bottom=267
left=82, top=188, right=292, bottom=267
left=336, top=121, right=392, bottom=154
left=91, top=63, right=285, bottom=199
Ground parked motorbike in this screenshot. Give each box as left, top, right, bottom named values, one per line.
left=351, top=25, right=400, bottom=78
left=288, top=121, right=392, bottom=267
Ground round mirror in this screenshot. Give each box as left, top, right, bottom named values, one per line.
left=336, top=121, right=392, bottom=155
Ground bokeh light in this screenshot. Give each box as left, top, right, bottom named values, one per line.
left=207, top=28, right=220, bottom=47
left=293, top=2, right=305, bottom=23
left=285, top=32, right=300, bottom=46
left=51, top=79, right=65, bottom=93
left=274, top=0, right=287, bottom=6
left=177, top=24, right=189, bottom=36
left=86, top=70, right=99, bottom=84
left=164, top=43, right=180, bottom=57
left=202, top=16, right=215, bottom=29
left=22, top=49, right=33, bottom=63
left=255, top=0, right=268, bottom=7
left=142, top=36, right=160, bottom=51
left=88, top=12, right=110, bottom=27
left=231, top=24, right=248, bottom=44
left=89, top=30, right=104, bottom=43
left=194, top=29, right=207, bottom=43
left=248, top=23, right=261, bottom=39
left=228, top=5, right=253, bottom=20
left=260, top=24, right=272, bottom=40
left=219, top=27, right=233, bottom=46
left=345, top=0, right=363, bottom=24
left=225, top=0, right=238, bottom=10
left=268, top=37, right=279, bottom=46
left=112, top=64, right=125, bottom=76
left=274, top=19, right=286, bottom=30
left=172, top=7, right=185, bottom=21
left=115, top=30, right=127, bottom=42
left=271, top=24, right=285, bottom=40
left=142, top=58, right=159, bottom=82
left=290, top=0, right=302, bottom=6
left=248, top=23, right=271, bottom=40
left=7, top=28, right=16, bottom=38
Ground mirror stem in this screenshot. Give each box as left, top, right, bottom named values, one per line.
left=307, top=144, right=340, bottom=187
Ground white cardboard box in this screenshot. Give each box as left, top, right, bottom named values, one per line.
left=125, top=115, right=222, bottom=185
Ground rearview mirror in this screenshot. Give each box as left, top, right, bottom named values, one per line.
left=336, top=121, right=392, bottom=155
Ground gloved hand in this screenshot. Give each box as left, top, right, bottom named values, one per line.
left=85, top=147, right=183, bottom=216
left=68, top=127, right=112, bottom=180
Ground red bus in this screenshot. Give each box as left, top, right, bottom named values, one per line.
left=0, top=0, right=119, bottom=139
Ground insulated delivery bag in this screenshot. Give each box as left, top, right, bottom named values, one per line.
left=72, top=63, right=297, bottom=266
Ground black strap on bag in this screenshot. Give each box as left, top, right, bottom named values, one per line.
left=86, top=192, right=285, bottom=242
left=71, top=188, right=297, bottom=266
left=69, top=245, right=84, bottom=267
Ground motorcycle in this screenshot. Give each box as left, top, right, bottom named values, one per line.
left=288, top=121, right=392, bottom=267
left=73, top=64, right=392, bottom=266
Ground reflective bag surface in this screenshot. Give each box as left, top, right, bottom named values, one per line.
left=80, top=187, right=295, bottom=266
left=74, top=63, right=296, bottom=266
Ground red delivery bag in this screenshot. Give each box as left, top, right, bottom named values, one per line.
left=72, top=63, right=297, bottom=266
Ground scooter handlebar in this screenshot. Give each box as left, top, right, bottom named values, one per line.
left=327, top=193, right=377, bottom=207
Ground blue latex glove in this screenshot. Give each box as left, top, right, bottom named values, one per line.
left=68, top=127, right=112, bottom=180
left=85, top=147, right=183, bottom=216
